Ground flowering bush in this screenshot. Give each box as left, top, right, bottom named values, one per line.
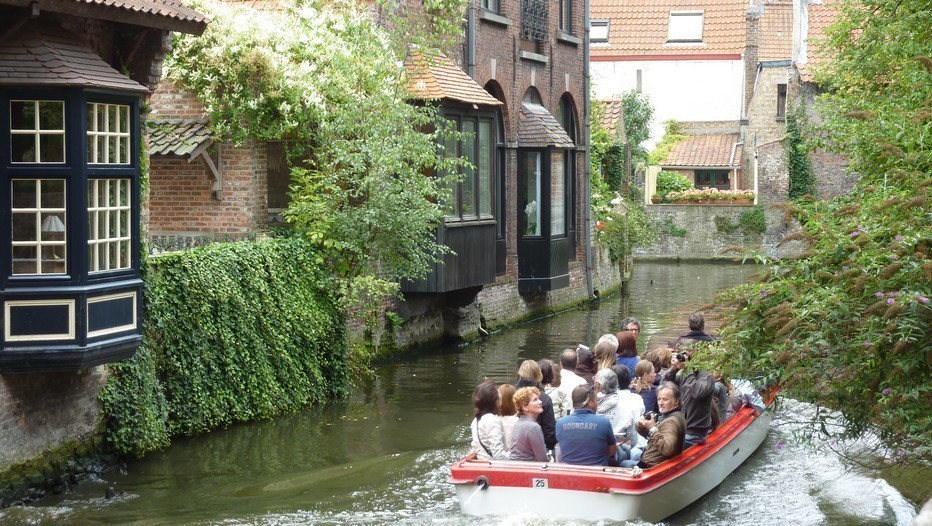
left=666, top=188, right=756, bottom=202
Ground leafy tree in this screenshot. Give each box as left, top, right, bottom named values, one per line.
left=620, top=90, right=653, bottom=165
left=166, top=0, right=467, bottom=318
left=710, top=0, right=931, bottom=464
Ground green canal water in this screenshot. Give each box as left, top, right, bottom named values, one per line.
left=1, top=262, right=920, bottom=525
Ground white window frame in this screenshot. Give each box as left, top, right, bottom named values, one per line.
left=87, top=103, right=131, bottom=165
left=10, top=100, right=66, bottom=164
left=11, top=179, right=67, bottom=275
left=590, top=20, right=610, bottom=43
left=667, top=11, right=704, bottom=43
left=88, top=178, right=132, bottom=272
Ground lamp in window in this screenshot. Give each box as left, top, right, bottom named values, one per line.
left=41, top=215, right=66, bottom=233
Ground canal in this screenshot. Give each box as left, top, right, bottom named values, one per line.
left=3, top=263, right=919, bottom=525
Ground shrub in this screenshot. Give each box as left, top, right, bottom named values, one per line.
left=655, top=171, right=692, bottom=200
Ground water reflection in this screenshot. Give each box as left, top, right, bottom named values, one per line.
left=3, top=263, right=918, bottom=525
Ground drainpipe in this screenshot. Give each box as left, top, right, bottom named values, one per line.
left=583, top=0, right=594, bottom=298
left=467, top=0, right=476, bottom=77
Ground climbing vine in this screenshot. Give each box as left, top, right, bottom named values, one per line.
left=786, top=104, right=815, bottom=199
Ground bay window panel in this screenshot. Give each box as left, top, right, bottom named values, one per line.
left=88, top=179, right=132, bottom=272
left=462, top=120, right=477, bottom=217
left=11, top=179, right=67, bottom=275
left=479, top=120, right=493, bottom=217
left=523, top=152, right=541, bottom=236
left=551, top=152, right=565, bottom=236
left=443, top=132, right=458, bottom=218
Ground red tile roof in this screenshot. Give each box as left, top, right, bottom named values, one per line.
left=405, top=52, right=502, bottom=107
left=660, top=133, right=741, bottom=167
left=597, top=99, right=627, bottom=142
left=0, top=0, right=208, bottom=34
left=759, top=1, right=793, bottom=61
left=590, top=0, right=747, bottom=58
left=797, top=0, right=839, bottom=82
left=518, top=103, right=575, bottom=148
left=0, top=22, right=148, bottom=92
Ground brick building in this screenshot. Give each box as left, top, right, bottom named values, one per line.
left=147, top=1, right=616, bottom=342
left=0, top=0, right=205, bottom=490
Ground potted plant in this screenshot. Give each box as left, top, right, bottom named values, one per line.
left=650, top=193, right=662, bottom=204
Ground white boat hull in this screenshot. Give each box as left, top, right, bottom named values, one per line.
left=452, top=406, right=772, bottom=522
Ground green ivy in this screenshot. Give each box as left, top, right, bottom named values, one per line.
left=648, top=120, right=687, bottom=165
left=101, top=236, right=348, bottom=456
left=786, top=104, right=815, bottom=199
left=661, top=217, right=687, bottom=237
left=713, top=206, right=766, bottom=237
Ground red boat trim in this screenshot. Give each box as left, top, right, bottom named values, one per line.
left=449, top=405, right=763, bottom=496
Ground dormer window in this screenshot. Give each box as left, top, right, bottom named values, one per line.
left=667, top=11, right=704, bottom=43
left=590, top=19, right=609, bottom=43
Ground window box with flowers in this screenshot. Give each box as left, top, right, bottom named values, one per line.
left=666, top=188, right=756, bottom=204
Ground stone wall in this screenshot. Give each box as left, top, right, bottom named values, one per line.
left=796, top=81, right=857, bottom=199
left=636, top=203, right=802, bottom=261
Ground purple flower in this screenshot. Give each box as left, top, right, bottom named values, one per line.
left=890, top=254, right=899, bottom=260
left=863, top=341, right=872, bottom=347
left=897, top=449, right=905, bottom=457
left=849, top=230, right=860, bottom=238
left=887, top=298, right=895, bottom=305
left=875, top=291, right=885, bottom=298
left=774, top=439, right=784, bottom=450
left=761, top=290, right=769, bottom=298
left=882, top=388, right=892, bottom=396
left=842, top=265, right=850, bottom=271
left=916, top=293, right=929, bottom=305
left=895, top=235, right=905, bottom=242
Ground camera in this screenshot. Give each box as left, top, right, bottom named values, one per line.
left=675, top=352, right=689, bottom=363
left=645, top=411, right=656, bottom=420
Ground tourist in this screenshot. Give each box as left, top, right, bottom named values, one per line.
left=622, top=382, right=686, bottom=469
left=630, top=360, right=659, bottom=415
left=593, top=340, right=617, bottom=372
left=540, top=358, right=571, bottom=419
left=594, top=369, right=637, bottom=464
left=497, top=383, right=519, bottom=453
left=470, top=380, right=508, bottom=460
left=663, top=350, right=715, bottom=448
left=641, top=350, right=663, bottom=386
left=656, top=346, right=674, bottom=381
left=516, top=360, right=557, bottom=451
left=615, top=330, right=639, bottom=374
left=674, top=312, right=719, bottom=350
left=713, top=371, right=736, bottom=423
left=612, top=364, right=646, bottom=457
left=575, top=344, right=597, bottom=383
left=555, top=384, right=617, bottom=466
left=510, top=386, right=548, bottom=462
left=620, top=316, right=641, bottom=338
left=559, top=349, right=588, bottom=393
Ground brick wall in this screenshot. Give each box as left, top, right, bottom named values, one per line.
left=796, top=81, right=857, bottom=198
left=147, top=80, right=270, bottom=239
left=746, top=66, right=789, bottom=148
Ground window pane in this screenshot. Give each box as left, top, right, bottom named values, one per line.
left=42, top=180, right=65, bottom=208
left=12, top=246, right=37, bottom=274
left=552, top=151, right=565, bottom=236
left=478, top=120, right=493, bottom=217
left=39, top=134, right=65, bottom=163
left=462, top=120, right=476, bottom=217
left=40, top=101, right=64, bottom=130
left=523, top=152, right=541, bottom=236
left=12, top=213, right=36, bottom=241
left=10, top=101, right=35, bottom=130
left=443, top=132, right=458, bottom=217
left=668, top=12, right=703, bottom=41
left=120, top=136, right=130, bottom=164
left=12, top=180, right=37, bottom=208
left=119, top=106, right=130, bottom=133
left=11, top=135, right=35, bottom=162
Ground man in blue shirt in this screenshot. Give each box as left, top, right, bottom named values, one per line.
left=556, top=384, right=617, bottom=465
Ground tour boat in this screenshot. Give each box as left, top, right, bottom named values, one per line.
left=450, top=392, right=772, bottom=523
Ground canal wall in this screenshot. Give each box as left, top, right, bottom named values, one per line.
left=635, top=203, right=808, bottom=261
left=386, top=246, right=624, bottom=349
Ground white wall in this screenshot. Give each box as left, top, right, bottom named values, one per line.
left=591, top=59, right=745, bottom=150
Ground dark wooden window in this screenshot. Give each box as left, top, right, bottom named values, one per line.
left=559, top=0, right=572, bottom=34
left=443, top=111, right=496, bottom=222
left=695, top=170, right=730, bottom=190
left=481, top=0, right=499, bottom=13
left=776, top=83, right=787, bottom=120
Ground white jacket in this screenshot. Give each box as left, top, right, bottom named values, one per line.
left=471, top=413, right=508, bottom=460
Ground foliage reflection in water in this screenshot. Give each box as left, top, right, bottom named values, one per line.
left=1, top=263, right=918, bottom=525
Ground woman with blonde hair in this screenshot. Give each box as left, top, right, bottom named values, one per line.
left=497, top=383, right=519, bottom=453
left=630, top=360, right=659, bottom=415
left=593, top=340, right=617, bottom=371
left=509, top=386, right=548, bottom=461
left=516, top=359, right=557, bottom=451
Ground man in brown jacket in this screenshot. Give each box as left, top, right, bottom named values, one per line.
left=622, top=381, right=686, bottom=469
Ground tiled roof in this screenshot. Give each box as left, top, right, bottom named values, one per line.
left=0, top=0, right=208, bottom=34
left=759, top=1, right=793, bottom=61
left=517, top=103, right=575, bottom=148
left=590, top=0, right=747, bottom=57
left=405, top=52, right=502, bottom=107
left=148, top=119, right=212, bottom=157
left=0, top=23, right=148, bottom=92
left=797, top=0, right=839, bottom=82
left=597, top=99, right=627, bottom=142
left=660, top=133, right=741, bottom=167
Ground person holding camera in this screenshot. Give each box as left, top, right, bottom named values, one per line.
left=663, top=349, right=716, bottom=448
left=621, top=381, right=686, bottom=469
